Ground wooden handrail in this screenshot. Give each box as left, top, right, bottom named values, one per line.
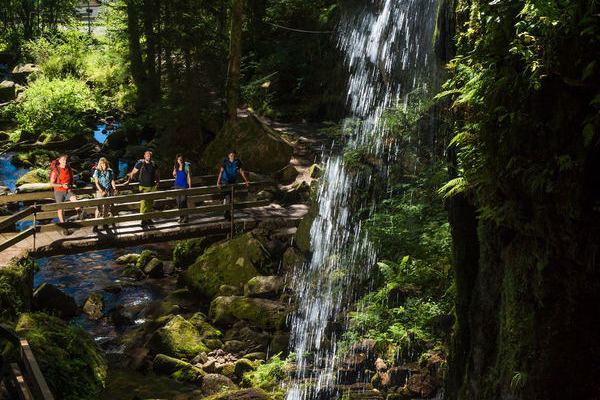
left=0, top=206, right=36, bottom=230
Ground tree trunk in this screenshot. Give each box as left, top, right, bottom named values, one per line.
left=125, top=0, right=147, bottom=109
left=226, top=0, right=244, bottom=123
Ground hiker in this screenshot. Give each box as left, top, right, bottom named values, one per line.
left=49, top=154, right=85, bottom=235
left=125, top=150, right=160, bottom=227
left=172, top=154, right=191, bottom=223
left=92, top=157, right=118, bottom=232
left=216, top=150, right=250, bottom=220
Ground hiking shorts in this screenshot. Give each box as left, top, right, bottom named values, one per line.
left=54, top=190, right=75, bottom=203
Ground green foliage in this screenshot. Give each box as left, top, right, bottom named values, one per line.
left=172, top=238, right=208, bottom=268
left=0, top=257, right=37, bottom=322
left=241, top=353, right=290, bottom=391
left=13, top=77, right=96, bottom=138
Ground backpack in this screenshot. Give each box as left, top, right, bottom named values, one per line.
left=91, top=164, right=113, bottom=184
left=137, top=159, right=157, bottom=183
left=50, top=159, right=73, bottom=186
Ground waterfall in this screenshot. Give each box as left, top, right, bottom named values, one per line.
left=286, top=0, right=439, bottom=399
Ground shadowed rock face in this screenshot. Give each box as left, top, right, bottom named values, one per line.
left=32, top=282, right=79, bottom=319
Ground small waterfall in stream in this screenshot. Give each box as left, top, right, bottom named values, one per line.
left=286, top=0, right=439, bottom=398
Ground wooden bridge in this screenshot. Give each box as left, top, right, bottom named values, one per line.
left=0, top=176, right=308, bottom=265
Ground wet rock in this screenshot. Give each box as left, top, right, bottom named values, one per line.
left=143, top=257, right=164, bottom=278
left=202, top=373, right=237, bottom=396
left=172, top=237, right=209, bottom=268
left=281, top=247, right=306, bottom=273
left=121, top=264, right=144, bottom=280
left=202, top=388, right=272, bottom=400
left=294, top=201, right=317, bottom=252
left=180, top=233, right=268, bottom=299
left=147, top=315, right=209, bottom=358
left=136, top=250, right=158, bottom=269
left=219, top=284, right=243, bottom=296
left=82, top=292, right=104, bottom=321
left=201, top=114, right=293, bottom=174
left=0, top=80, right=16, bottom=102
left=33, top=283, right=78, bottom=319
left=269, top=331, right=290, bottom=355
left=244, top=275, right=285, bottom=298
left=209, top=296, right=289, bottom=330
left=110, top=303, right=145, bottom=327
left=153, top=353, right=204, bottom=383
left=116, top=253, right=139, bottom=265
left=162, top=260, right=175, bottom=275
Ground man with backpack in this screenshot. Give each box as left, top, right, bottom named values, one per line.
left=216, top=150, right=250, bottom=220
left=50, top=154, right=86, bottom=235
left=126, top=150, right=160, bottom=228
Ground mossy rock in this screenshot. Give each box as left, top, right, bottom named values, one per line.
left=189, top=312, right=222, bottom=340
left=217, top=362, right=237, bottom=379
left=173, top=237, right=209, bottom=268
left=153, top=353, right=204, bottom=383
left=136, top=250, right=158, bottom=268
left=202, top=373, right=237, bottom=396
left=16, top=168, right=49, bottom=186
left=83, top=292, right=104, bottom=321
left=3, top=312, right=107, bottom=400
left=281, top=247, right=306, bottom=273
left=203, top=388, right=273, bottom=400
left=32, top=282, right=79, bottom=319
left=294, top=200, right=318, bottom=253
left=144, top=257, right=164, bottom=278
left=116, top=253, right=140, bottom=264
left=269, top=331, right=290, bottom=355
left=234, top=358, right=255, bottom=377
left=121, top=264, right=144, bottom=280
left=201, top=115, right=293, bottom=174
left=147, top=315, right=209, bottom=358
left=0, top=257, right=36, bottom=322
left=244, top=276, right=285, bottom=298
left=0, top=80, right=16, bottom=102
left=209, top=296, right=289, bottom=330
left=180, top=233, right=269, bottom=299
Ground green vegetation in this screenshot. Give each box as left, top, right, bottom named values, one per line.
left=0, top=257, right=37, bottom=322
left=241, top=353, right=289, bottom=391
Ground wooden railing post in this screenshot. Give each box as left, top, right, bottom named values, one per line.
left=32, top=203, right=36, bottom=252
left=230, top=185, right=235, bottom=239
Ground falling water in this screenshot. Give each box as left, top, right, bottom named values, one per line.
left=286, top=0, right=439, bottom=399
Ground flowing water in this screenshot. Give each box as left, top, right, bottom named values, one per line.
left=286, top=0, right=439, bottom=398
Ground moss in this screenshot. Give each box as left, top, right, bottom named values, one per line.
left=210, top=296, right=288, bottom=331
left=172, top=238, right=209, bottom=268
left=146, top=315, right=209, bottom=358
left=3, top=312, right=107, bottom=400
left=217, top=362, right=237, bottom=379
left=180, top=233, right=268, bottom=298
left=241, top=353, right=287, bottom=391
left=136, top=249, right=158, bottom=268
left=189, top=312, right=222, bottom=340
left=0, top=257, right=36, bottom=322
left=15, top=167, right=49, bottom=185
left=234, top=358, right=255, bottom=377
left=121, top=264, right=144, bottom=280
left=153, top=353, right=204, bottom=383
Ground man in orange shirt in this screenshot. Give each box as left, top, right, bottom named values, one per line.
left=50, top=154, right=85, bottom=235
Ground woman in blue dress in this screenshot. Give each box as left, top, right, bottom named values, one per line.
left=173, top=154, right=191, bottom=223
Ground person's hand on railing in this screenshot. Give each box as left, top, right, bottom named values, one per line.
left=245, top=180, right=250, bottom=188
left=217, top=182, right=222, bottom=190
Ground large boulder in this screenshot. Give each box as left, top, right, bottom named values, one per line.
left=4, top=313, right=107, bottom=399
left=143, top=257, right=164, bottom=278
left=11, top=63, right=39, bottom=84
left=202, top=373, right=237, bottom=396
left=172, top=237, right=209, bottom=268
left=203, top=388, right=273, bottom=400
left=136, top=249, right=158, bottom=268
left=180, top=233, right=269, bottom=298
left=209, top=296, right=288, bottom=330
left=116, top=253, right=139, bottom=264
left=0, top=80, right=16, bottom=102
left=153, top=353, right=204, bottom=383
left=244, top=276, right=285, bottom=298
left=147, top=315, right=209, bottom=358
left=33, top=283, right=79, bottom=319
left=82, top=292, right=104, bottom=321
left=201, top=115, right=293, bottom=174
left=16, top=168, right=49, bottom=186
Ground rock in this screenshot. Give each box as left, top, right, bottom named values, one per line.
left=244, top=275, right=285, bottom=298
left=219, top=284, right=243, bottom=296
left=8, top=313, right=107, bottom=398
left=0, top=186, right=11, bottom=196
left=116, top=253, right=139, bottom=264
left=309, top=163, right=323, bottom=178
left=15, top=183, right=53, bottom=193
left=189, top=312, right=223, bottom=341
left=82, top=292, right=104, bottom=321
left=121, top=264, right=144, bottom=280
left=265, top=239, right=286, bottom=259
left=0, top=80, right=16, bottom=102
left=269, top=331, right=290, bottom=355
left=11, top=63, right=39, bottom=84
left=201, top=115, right=293, bottom=174
left=234, top=358, right=255, bottom=377
left=147, top=315, right=209, bottom=358
left=143, top=257, right=164, bottom=278
left=256, top=189, right=275, bottom=202
left=202, top=373, right=237, bottom=396
left=202, top=359, right=217, bottom=373
left=274, top=164, right=298, bottom=185
left=163, top=261, right=175, bottom=275
left=406, top=372, right=439, bottom=398
left=282, top=247, right=306, bottom=273
left=33, top=283, right=78, bottom=319
left=153, top=353, right=204, bottom=383
left=180, top=233, right=269, bottom=299
left=223, top=340, right=246, bottom=354
left=111, top=304, right=144, bottom=327
left=173, top=237, right=209, bottom=267
left=202, top=388, right=272, bottom=400
left=216, top=362, right=236, bottom=379
left=294, top=201, right=318, bottom=252
left=0, top=257, right=36, bottom=321
left=192, top=352, right=209, bottom=365
left=209, top=296, right=288, bottom=330
left=136, top=250, right=158, bottom=268
left=16, top=168, right=49, bottom=186
left=243, top=352, right=266, bottom=361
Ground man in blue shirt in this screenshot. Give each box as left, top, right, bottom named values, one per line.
left=217, top=150, right=250, bottom=220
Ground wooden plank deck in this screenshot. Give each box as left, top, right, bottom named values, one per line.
left=0, top=204, right=308, bottom=265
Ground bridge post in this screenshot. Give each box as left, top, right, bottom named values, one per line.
left=230, top=186, right=235, bottom=239
left=32, top=203, right=37, bottom=252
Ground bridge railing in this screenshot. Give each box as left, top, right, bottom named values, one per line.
left=0, top=180, right=273, bottom=253
left=0, top=324, right=54, bottom=400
